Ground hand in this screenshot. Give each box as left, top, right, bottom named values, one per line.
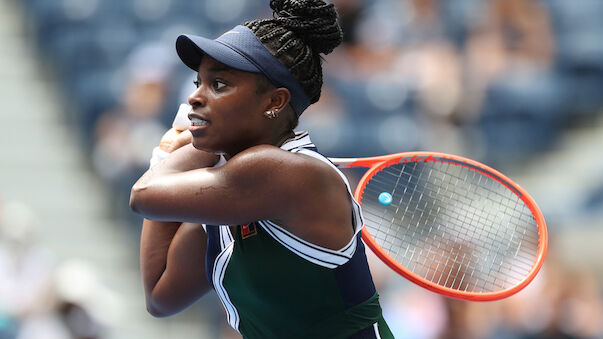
left=159, top=128, right=192, bottom=153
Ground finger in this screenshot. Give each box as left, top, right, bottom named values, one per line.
left=173, top=130, right=193, bottom=149
left=159, top=128, right=181, bottom=153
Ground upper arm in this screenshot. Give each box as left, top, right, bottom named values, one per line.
left=130, top=145, right=335, bottom=226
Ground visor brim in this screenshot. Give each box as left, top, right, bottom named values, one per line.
left=176, top=34, right=260, bottom=73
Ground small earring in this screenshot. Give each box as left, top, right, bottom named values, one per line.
left=265, top=109, right=279, bottom=119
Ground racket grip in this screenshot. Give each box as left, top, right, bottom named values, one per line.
left=172, top=103, right=192, bottom=132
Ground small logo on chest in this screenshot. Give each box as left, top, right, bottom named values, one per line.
left=241, top=223, right=258, bottom=239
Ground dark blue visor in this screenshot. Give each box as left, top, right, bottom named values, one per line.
left=176, top=25, right=310, bottom=116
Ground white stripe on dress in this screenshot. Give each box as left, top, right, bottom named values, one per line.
left=280, top=131, right=315, bottom=151
left=373, top=322, right=381, bottom=339
left=212, top=240, right=239, bottom=332
left=259, top=219, right=356, bottom=266
left=258, top=220, right=341, bottom=269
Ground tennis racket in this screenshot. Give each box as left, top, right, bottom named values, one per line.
left=329, top=152, right=547, bottom=301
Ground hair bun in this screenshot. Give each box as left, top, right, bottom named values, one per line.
left=270, top=0, right=342, bottom=55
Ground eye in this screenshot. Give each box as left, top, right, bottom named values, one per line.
left=213, top=80, right=227, bottom=91
left=193, top=80, right=200, bottom=88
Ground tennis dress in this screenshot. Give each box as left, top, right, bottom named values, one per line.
left=204, top=132, right=394, bottom=339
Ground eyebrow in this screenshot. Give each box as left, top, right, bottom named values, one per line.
left=197, top=65, right=235, bottom=80
left=196, top=62, right=239, bottom=82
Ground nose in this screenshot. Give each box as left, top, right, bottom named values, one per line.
left=187, top=85, right=207, bottom=109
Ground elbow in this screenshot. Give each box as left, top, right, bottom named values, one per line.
left=144, top=286, right=209, bottom=318
left=130, top=180, right=171, bottom=220
left=129, top=185, right=141, bottom=214
left=129, top=183, right=149, bottom=215
left=145, top=297, right=176, bottom=318
left=129, top=185, right=167, bottom=221
left=146, top=304, right=171, bottom=318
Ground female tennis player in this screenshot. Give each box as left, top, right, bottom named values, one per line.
left=129, top=0, right=393, bottom=337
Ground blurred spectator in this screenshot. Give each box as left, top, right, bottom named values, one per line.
left=382, top=286, right=448, bottom=339
left=494, top=253, right=603, bottom=339
left=297, top=84, right=349, bottom=156
left=434, top=250, right=603, bottom=339
left=460, top=0, right=556, bottom=117
left=0, top=201, right=56, bottom=338
left=329, top=0, right=404, bottom=80
left=459, top=0, right=564, bottom=164
left=53, top=259, right=123, bottom=339
left=92, top=42, right=173, bottom=223
left=0, top=202, right=109, bottom=339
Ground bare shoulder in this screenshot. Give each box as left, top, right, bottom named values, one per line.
left=226, top=145, right=353, bottom=249
left=225, top=144, right=342, bottom=190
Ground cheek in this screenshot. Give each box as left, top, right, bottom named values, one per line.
left=217, top=95, right=263, bottom=122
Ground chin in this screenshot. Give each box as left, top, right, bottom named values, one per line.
left=191, top=138, right=207, bottom=150
left=192, top=139, right=222, bottom=154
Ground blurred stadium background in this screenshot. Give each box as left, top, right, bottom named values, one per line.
left=0, top=0, right=602, bottom=338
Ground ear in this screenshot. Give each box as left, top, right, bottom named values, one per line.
left=265, top=87, right=291, bottom=115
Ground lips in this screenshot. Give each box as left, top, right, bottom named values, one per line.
left=190, top=117, right=209, bottom=126
left=188, top=113, right=210, bottom=137
left=188, top=112, right=210, bottom=126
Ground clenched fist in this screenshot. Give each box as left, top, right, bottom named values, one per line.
left=159, top=128, right=192, bottom=153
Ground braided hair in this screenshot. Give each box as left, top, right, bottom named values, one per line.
left=245, top=0, right=343, bottom=127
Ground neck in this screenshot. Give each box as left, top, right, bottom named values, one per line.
left=274, top=130, right=296, bottom=148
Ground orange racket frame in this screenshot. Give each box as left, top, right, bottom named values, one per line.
left=330, top=152, right=548, bottom=301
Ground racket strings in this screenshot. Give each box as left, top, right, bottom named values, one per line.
left=362, top=161, right=540, bottom=294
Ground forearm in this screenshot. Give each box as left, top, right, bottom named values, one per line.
left=137, top=144, right=218, bottom=186
left=140, top=218, right=181, bottom=301
left=140, top=219, right=210, bottom=317
left=130, top=145, right=219, bottom=217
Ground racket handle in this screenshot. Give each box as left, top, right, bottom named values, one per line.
left=172, top=103, right=192, bottom=132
